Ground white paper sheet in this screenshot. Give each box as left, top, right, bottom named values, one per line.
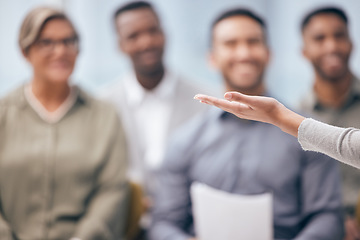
left=191, top=182, right=273, bottom=240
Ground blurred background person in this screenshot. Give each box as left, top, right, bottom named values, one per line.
left=101, top=2, right=209, bottom=236
left=150, top=8, right=343, bottom=240
left=0, top=7, right=128, bottom=240
left=299, top=7, right=360, bottom=239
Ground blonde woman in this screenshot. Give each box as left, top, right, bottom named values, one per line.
left=195, top=92, right=360, bottom=167
left=0, top=7, right=128, bottom=240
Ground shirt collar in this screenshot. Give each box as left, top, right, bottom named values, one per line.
left=311, top=76, right=360, bottom=111
left=124, top=70, right=177, bottom=106
left=24, top=84, right=80, bottom=123
left=16, top=83, right=87, bottom=110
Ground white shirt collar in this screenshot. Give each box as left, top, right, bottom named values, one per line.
left=123, top=70, right=177, bottom=106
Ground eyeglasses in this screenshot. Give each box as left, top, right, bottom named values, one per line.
left=34, top=36, right=79, bottom=53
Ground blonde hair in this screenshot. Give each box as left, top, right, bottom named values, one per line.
left=19, top=6, right=79, bottom=54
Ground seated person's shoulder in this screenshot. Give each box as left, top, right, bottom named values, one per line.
left=0, top=86, right=26, bottom=125
left=0, top=85, right=25, bottom=106
left=78, top=87, right=120, bottom=123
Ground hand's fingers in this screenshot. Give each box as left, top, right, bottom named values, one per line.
left=194, top=94, right=235, bottom=111
left=224, top=91, right=254, bottom=104
left=225, top=91, right=271, bottom=110
left=194, top=94, right=250, bottom=116
left=194, top=94, right=219, bottom=104
left=196, top=93, right=251, bottom=108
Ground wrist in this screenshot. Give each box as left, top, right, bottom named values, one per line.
left=274, top=103, right=305, bottom=137
left=268, top=101, right=286, bottom=128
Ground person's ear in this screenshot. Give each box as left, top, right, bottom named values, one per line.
left=302, top=45, right=310, bottom=60
left=265, top=47, right=271, bottom=64
left=22, top=49, right=31, bottom=63
left=118, top=37, right=124, bottom=51
left=301, top=34, right=311, bottom=60
left=208, top=50, right=218, bottom=70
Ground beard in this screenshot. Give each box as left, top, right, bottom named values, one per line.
left=313, top=54, right=350, bottom=83
left=222, top=72, right=264, bottom=94
left=314, top=64, right=349, bottom=83
left=135, top=60, right=164, bottom=77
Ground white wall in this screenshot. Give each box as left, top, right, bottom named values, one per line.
left=1, top=0, right=359, bottom=107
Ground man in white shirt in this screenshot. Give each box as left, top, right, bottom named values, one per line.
left=103, top=1, right=207, bottom=203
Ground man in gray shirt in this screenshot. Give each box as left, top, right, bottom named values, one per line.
left=299, top=7, right=360, bottom=239
left=150, top=8, right=343, bottom=240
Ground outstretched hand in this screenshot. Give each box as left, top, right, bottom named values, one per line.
left=194, top=92, right=305, bottom=137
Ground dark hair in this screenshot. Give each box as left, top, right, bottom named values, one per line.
left=212, top=8, right=266, bottom=30
left=211, top=8, right=267, bottom=45
left=301, top=6, right=348, bottom=32
left=113, top=1, right=156, bottom=22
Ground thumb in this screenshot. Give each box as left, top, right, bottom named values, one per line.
left=224, top=91, right=255, bottom=105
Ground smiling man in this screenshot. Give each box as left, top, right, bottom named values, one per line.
left=299, top=7, right=360, bottom=239
left=101, top=2, right=207, bottom=238
left=104, top=1, right=207, bottom=190
left=150, top=8, right=343, bottom=240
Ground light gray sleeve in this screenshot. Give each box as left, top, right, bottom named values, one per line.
left=298, top=118, right=360, bottom=168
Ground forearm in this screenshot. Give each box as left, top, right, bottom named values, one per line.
left=150, top=190, right=194, bottom=240
left=73, top=182, right=129, bottom=240
left=149, top=170, right=194, bottom=240
left=149, top=221, right=192, bottom=240
left=72, top=111, right=129, bottom=240
left=298, top=148, right=344, bottom=240
left=298, top=118, right=360, bottom=167
left=0, top=214, right=14, bottom=240
left=294, top=212, right=343, bottom=240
